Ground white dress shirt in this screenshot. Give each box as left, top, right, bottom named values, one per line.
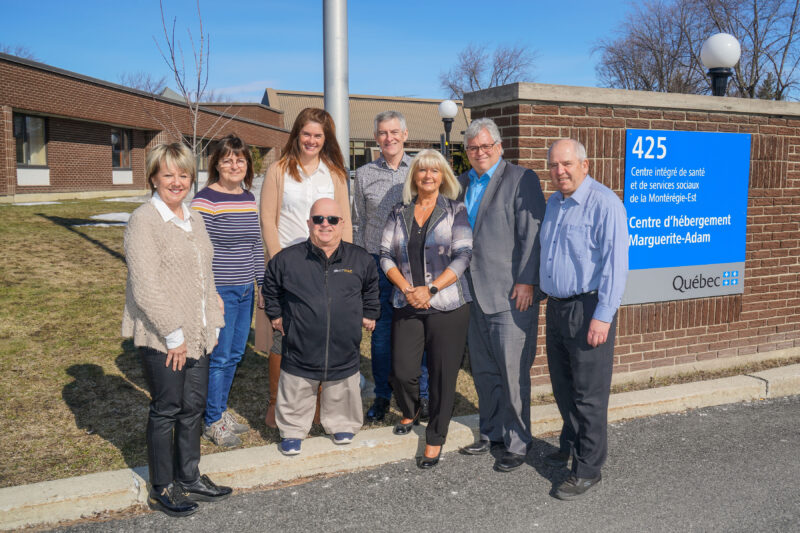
left=278, top=161, right=335, bottom=248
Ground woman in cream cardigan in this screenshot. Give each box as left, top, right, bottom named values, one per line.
left=259, top=107, right=352, bottom=427
left=122, top=142, right=230, bottom=517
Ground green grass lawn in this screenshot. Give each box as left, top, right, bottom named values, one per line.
left=0, top=199, right=483, bottom=488
left=2, top=198, right=795, bottom=488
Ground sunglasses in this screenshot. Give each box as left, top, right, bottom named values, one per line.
left=311, top=215, right=342, bottom=226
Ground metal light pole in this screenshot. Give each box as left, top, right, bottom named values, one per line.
left=438, top=100, right=458, bottom=163
left=701, top=33, right=741, bottom=97
left=323, top=0, right=350, bottom=186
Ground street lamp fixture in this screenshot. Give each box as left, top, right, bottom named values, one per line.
left=438, top=99, right=458, bottom=161
left=701, top=33, right=741, bottom=96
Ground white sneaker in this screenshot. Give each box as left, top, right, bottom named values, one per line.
left=203, top=419, right=242, bottom=447
left=221, top=410, right=250, bottom=435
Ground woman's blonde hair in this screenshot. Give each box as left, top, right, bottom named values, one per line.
left=145, top=142, right=196, bottom=193
left=402, top=149, right=461, bottom=204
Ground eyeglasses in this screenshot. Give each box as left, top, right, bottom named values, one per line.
left=220, top=158, right=247, bottom=168
left=465, top=142, right=498, bottom=154
left=311, top=215, right=342, bottom=226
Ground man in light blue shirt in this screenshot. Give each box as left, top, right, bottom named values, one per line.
left=464, top=158, right=500, bottom=228
left=539, top=138, right=628, bottom=500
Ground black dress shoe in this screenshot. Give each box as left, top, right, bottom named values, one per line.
left=554, top=473, right=602, bottom=500
left=419, top=397, right=430, bottom=421
left=416, top=449, right=441, bottom=469
left=148, top=483, right=199, bottom=517
left=543, top=450, right=571, bottom=467
left=459, top=439, right=503, bottom=455
left=494, top=451, right=526, bottom=472
left=393, top=416, right=420, bottom=435
left=178, top=474, right=233, bottom=502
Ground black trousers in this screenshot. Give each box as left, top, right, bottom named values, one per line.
left=140, top=347, right=208, bottom=490
left=390, top=304, right=470, bottom=446
left=546, top=293, right=616, bottom=479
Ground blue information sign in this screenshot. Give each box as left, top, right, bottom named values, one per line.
left=622, top=129, right=750, bottom=304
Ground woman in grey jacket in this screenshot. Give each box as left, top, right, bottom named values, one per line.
left=380, top=149, right=472, bottom=469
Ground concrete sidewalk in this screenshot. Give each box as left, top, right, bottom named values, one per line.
left=3, top=364, right=800, bottom=531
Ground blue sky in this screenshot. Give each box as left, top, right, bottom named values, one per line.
left=1, top=0, right=631, bottom=102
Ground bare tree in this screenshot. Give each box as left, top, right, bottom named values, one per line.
left=0, top=44, right=37, bottom=60
left=440, top=43, right=537, bottom=99
left=595, top=0, right=707, bottom=93
left=117, top=71, right=168, bottom=94
left=155, top=2, right=238, bottom=149
left=596, top=0, right=800, bottom=100
left=153, top=0, right=239, bottom=192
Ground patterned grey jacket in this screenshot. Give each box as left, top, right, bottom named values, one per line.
left=380, top=195, right=473, bottom=312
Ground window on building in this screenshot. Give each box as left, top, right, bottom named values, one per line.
left=350, top=140, right=369, bottom=170
left=13, top=114, right=47, bottom=166
left=195, top=140, right=216, bottom=172
left=111, top=129, right=132, bottom=168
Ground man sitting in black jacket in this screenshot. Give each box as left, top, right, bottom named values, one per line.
left=263, top=198, right=380, bottom=455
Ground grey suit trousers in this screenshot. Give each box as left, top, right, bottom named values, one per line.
left=468, top=297, right=538, bottom=456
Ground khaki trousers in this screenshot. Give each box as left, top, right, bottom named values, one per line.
left=276, top=371, right=363, bottom=439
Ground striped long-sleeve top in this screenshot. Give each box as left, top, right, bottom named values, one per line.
left=190, top=187, right=265, bottom=287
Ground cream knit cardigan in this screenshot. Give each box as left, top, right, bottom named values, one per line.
left=122, top=202, right=225, bottom=359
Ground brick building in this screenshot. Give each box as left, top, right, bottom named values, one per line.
left=262, top=88, right=471, bottom=171
left=0, top=53, right=288, bottom=203
left=463, top=82, right=800, bottom=390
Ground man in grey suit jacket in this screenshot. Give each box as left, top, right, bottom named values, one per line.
left=457, top=118, right=546, bottom=472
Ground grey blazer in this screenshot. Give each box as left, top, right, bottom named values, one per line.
left=457, top=159, right=546, bottom=314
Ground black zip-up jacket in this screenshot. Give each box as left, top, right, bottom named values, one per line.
left=262, top=239, right=380, bottom=381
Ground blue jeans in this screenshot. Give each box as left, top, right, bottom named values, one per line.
left=372, top=255, right=428, bottom=400
left=205, top=283, right=254, bottom=426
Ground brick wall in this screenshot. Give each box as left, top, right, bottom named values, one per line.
left=465, top=83, right=800, bottom=385
left=0, top=105, right=13, bottom=197
left=12, top=118, right=153, bottom=195
left=0, top=55, right=289, bottom=198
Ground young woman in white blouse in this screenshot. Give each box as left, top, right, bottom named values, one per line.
left=259, top=107, right=351, bottom=427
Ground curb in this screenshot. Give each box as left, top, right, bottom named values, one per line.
left=3, top=364, right=799, bottom=530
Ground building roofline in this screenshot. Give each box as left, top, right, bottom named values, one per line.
left=1, top=52, right=289, bottom=133
left=199, top=101, right=284, bottom=114
left=268, top=88, right=463, bottom=105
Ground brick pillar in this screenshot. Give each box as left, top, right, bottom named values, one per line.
left=0, top=105, right=15, bottom=198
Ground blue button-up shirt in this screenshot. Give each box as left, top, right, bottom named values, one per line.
left=464, top=158, right=501, bottom=228
left=539, top=176, right=629, bottom=323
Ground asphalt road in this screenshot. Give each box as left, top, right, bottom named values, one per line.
left=55, top=395, right=800, bottom=533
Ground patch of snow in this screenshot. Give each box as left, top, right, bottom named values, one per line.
left=12, top=201, right=61, bottom=206
left=91, top=212, right=131, bottom=222
left=104, top=196, right=148, bottom=203
left=71, top=223, right=127, bottom=227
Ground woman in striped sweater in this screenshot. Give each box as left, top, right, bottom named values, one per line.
left=191, top=134, right=264, bottom=447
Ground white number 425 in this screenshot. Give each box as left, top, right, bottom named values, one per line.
left=631, top=136, right=667, bottom=159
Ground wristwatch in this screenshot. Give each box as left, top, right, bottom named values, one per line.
left=428, top=284, right=439, bottom=295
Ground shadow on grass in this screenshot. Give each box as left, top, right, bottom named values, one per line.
left=62, top=353, right=149, bottom=470
left=115, top=334, right=280, bottom=445
left=37, top=214, right=125, bottom=263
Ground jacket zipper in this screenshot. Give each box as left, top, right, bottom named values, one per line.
left=323, top=259, right=331, bottom=382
